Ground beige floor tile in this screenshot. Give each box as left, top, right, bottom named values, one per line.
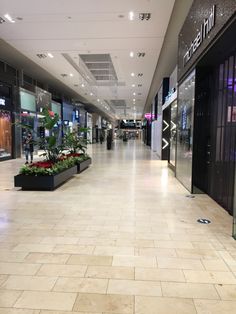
left=14, top=291, right=76, bottom=311
left=53, top=245, right=94, bottom=254
left=40, top=312, right=101, bottom=314
left=0, top=309, right=40, bottom=314
left=138, top=248, right=177, bottom=257
left=194, top=299, right=236, bottom=313
left=41, top=237, right=79, bottom=245
left=155, top=240, right=194, bottom=249
left=37, top=264, right=87, bottom=277
left=135, top=296, right=197, bottom=314
left=0, top=290, right=22, bottom=307
left=86, top=266, right=134, bottom=279
left=53, top=277, right=107, bottom=293
left=73, top=293, right=134, bottom=313
left=1, top=275, right=57, bottom=291
left=161, top=282, right=219, bottom=299
left=67, top=254, right=112, bottom=266
left=25, top=253, right=70, bottom=264
left=0, top=251, right=28, bottom=263
left=112, top=255, right=156, bottom=268
left=202, top=259, right=230, bottom=271
left=215, top=284, right=236, bottom=300
left=116, top=239, right=155, bottom=248
left=184, top=270, right=236, bottom=284
left=135, top=267, right=185, bottom=282
left=0, top=263, right=40, bottom=275
left=93, top=246, right=134, bottom=256
left=12, top=244, right=55, bottom=253
left=108, top=279, right=162, bottom=296
left=0, top=274, right=8, bottom=286
left=176, top=248, right=219, bottom=259
left=157, top=257, right=204, bottom=270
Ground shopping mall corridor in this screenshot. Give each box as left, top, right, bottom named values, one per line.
left=0, top=139, right=236, bottom=313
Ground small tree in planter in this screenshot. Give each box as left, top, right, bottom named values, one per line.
left=15, top=109, right=78, bottom=190
left=63, top=128, right=92, bottom=173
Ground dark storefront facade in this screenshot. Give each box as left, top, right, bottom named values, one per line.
left=176, top=0, right=236, bottom=236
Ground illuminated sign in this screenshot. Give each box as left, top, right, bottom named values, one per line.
left=0, top=98, right=6, bottom=106
left=183, top=5, right=216, bottom=66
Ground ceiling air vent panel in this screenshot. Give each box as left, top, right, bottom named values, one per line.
left=79, top=54, right=118, bottom=82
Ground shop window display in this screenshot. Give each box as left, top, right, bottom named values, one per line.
left=176, top=70, right=195, bottom=191
left=0, top=110, right=12, bottom=159
left=169, top=100, right=177, bottom=167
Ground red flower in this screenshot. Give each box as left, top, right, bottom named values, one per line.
left=30, top=161, right=54, bottom=168
left=66, top=153, right=81, bottom=158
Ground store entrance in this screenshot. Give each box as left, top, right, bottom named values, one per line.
left=193, top=51, right=236, bottom=215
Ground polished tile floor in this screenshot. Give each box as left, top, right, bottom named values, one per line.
left=0, top=140, right=236, bottom=313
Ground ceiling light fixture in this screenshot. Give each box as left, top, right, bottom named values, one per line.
left=69, top=73, right=74, bottom=77
left=133, top=92, right=136, bottom=96
left=81, top=83, right=85, bottom=87
left=47, top=53, right=54, bottom=58
left=36, top=54, right=47, bottom=59
left=131, top=72, right=135, bottom=77
left=97, top=99, right=100, bottom=102
left=90, top=92, right=93, bottom=96
left=129, top=51, right=134, bottom=58
left=139, top=13, right=151, bottom=21
left=129, top=11, right=134, bottom=21
left=132, top=84, right=135, bottom=87
left=133, top=99, right=136, bottom=102
left=4, top=13, right=15, bottom=23
left=137, top=52, right=145, bottom=57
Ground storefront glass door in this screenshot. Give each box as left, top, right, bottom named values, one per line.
left=0, top=110, right=12, bottom=159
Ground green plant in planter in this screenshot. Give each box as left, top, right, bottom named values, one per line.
left=63, top=128, right=90, bottom=155
left=38, top=108, right=62, bottom=162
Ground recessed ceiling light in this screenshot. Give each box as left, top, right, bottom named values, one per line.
left=129, top=51, right=134, bottom=58
left=132, top=84, right=135, bottom=87
left=131, top=73, right=135, bottom=77
left=81, top=83, right=85, bottom=87
left=97, top=99, right=100, bottom=102
left=90, top=92, right=93, bottom=96
left=47, top=53, right=54, bottom=58
left=133, top=92, right=136, bottom=96
left=69, top=73, right=73, bottom=77
left=133, top=98, right=136, bottom=102
left=4, top=13, right=15, bottom=23
left=129, top=11, right=134, bottom=21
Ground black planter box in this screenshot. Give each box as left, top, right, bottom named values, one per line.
left=14, top=165, right=77, bottom=191
left=77, top=157, right=92, bottom=173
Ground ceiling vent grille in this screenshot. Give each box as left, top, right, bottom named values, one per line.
left=109, top=99, right=126, bottom=108
left=79, top=54, right=118, bottom=82
left=139, top=13, right=151, bottom=21
left=0, top=17, right=5, bottom=24
left=36, top=54, right=47, bottom=59
left=60, top=73, right=68, bottom=77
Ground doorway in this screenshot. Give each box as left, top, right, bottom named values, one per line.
left=193, top=52, right=236, bottom=215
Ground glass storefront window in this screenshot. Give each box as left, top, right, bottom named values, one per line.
left=169, top=100, right=177, bottom=167
left=176, top=70, right=195, bottom=191
left=0, top=110, right=12, bottom=159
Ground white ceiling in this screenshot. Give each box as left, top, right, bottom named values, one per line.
left=0, top=0, right=175, bottom=120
